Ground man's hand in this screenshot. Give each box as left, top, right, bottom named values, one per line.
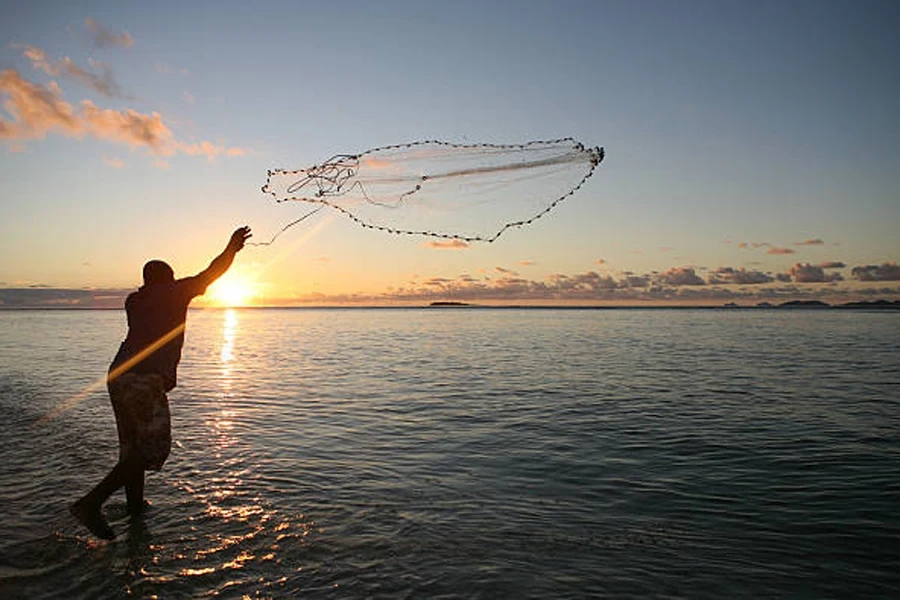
left=228, top=226, right=252, bottom=253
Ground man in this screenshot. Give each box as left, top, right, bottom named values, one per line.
left=71, top=226, right=252, bottom=540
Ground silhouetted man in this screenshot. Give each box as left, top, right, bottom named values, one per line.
left=71, top=226, right=252, bottom=539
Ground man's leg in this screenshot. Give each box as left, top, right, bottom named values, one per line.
left=70, top=461, right=127, bottom=540
left=125, top=467, right=145, bottom=517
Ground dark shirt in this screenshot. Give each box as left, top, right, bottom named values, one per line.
left=109, top=276, right=208, bottom=391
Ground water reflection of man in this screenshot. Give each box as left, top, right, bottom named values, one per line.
left=71, top=227, right=252, bottom=540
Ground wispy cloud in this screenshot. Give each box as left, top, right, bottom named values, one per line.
left=851, top=262, right=900, bottom=281
left=84, top=18, right=134, bottom=49
left=14, top=44, right=129, bottom=98
left=495, top=266, right=518, bottom=276
left=519, top=260, right=536, bottom=267
left=103, top=156, right=124, bottom=168
left=0, top=69, right=248, bottom=160
left=794, top=238, right=824, bottom=246
left=423, top=239, right=469, bottom=249
left=179, top=140, right=247, bottom=159
left=766, top=247, right=796, bottom=255
left=816, top=261, right=845, bottom=269
left=181, top=90, right=196, bottom=104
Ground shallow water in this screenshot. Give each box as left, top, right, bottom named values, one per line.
left=1, top=308, right=898, bottom=598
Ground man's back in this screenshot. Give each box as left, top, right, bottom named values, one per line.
left=110, top=276, right=206, bottom=391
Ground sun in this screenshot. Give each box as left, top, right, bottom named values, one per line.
left=208, top=275, right=256, bottom=307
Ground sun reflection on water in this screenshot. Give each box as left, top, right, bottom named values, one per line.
left=213, top=308, right=239, bottom=437
left=220, top=308, right=238, bottom=372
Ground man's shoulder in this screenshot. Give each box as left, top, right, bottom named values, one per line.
left=175, top=275, right=208, bottom=298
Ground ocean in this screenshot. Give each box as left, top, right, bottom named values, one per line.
left=0, top=307, right=898, bottom=598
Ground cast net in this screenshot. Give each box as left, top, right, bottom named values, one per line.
left=259, top=138, right=604, bottom=244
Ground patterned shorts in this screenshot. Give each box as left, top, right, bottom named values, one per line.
left=108, top=372, right=171, bottom=471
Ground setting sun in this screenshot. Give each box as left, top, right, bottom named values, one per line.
left=207, top=275, right=256, bottom=307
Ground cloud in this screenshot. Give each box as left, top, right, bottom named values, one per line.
left=708, top=267, right=774, bottom=285
left=181, top=90, right=196, bottom=104
left=786, top=262, right=843, bottom=283
left=738, top=241, right=770, bottom=249
left=851, top=262, right=900, bottom=281
left=657, top=266, right=705, bottom=286
left=424, top=239, right=469, bottom=249
left=14, top=44, right=129, bottom=98
left=619, top=274, right=650, bottom=288
left=766, top=247, right=796, bottom=255
left=596, top=258, right=606, bottom=265
left=495, top=266, right=518, bottom=276
left=422, top=277, right=454, bottom=287
left=816, top=261, right=845, bottom=269
left=541, top=271, right=619, bottom=295
left=178, top=140, right=247, bottom=160
left=84, top=18, right=134, bottom=48
left=519, top=260, right=536, bottom=267
left=794, top=238, right=824, bottom=246
left=103, top=156, right=124, bottom=168
left=1, top=69, right=248, bottom=160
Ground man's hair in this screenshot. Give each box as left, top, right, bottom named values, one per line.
left=143, top=260, right=175, bottom=286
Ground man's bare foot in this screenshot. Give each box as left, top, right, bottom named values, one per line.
left=70, top=500, right=115, bottom=540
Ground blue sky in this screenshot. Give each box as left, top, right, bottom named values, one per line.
left=1, top=0, right=898, bottom=306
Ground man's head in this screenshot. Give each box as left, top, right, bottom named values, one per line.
left=142, top=260, right=175, bottom=287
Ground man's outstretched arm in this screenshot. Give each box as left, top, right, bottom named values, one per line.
left=194, top=226, right=252, bottom=287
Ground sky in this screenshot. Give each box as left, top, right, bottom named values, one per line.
left=1, top=0, right=899, bottom=307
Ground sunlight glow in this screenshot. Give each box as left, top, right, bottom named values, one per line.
left=208, top=274, right=256, bottom=307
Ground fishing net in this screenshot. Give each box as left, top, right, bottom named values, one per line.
left=259, top=138, right=604, bottom=244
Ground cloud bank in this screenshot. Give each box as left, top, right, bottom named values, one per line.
left=6, top=257, right=900, bottom=307
left=851, top=262, right=900, bottom=281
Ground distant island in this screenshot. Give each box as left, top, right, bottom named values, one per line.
left=423, top=300, right=900, bottom=310
left=731, top=299, right=900, bottom=310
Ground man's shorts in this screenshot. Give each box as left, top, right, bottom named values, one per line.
left=108, top=372, right=171, bottom=471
